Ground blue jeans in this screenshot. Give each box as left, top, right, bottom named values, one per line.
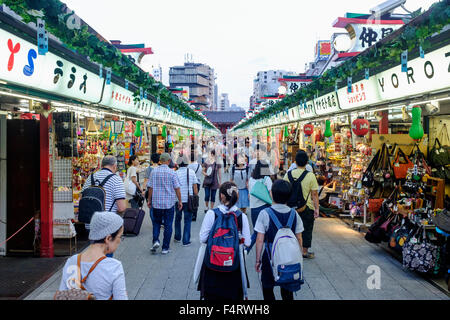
left=174, top=202, right=192, bottom=245
left=152, top=206, right=175, bottom=250
left=247, top=204, right=271, bottom=252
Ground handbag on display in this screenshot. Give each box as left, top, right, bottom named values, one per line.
left=402, top=227, right=438, bottom=273
left=362, top=147, right=382, bottom=188
left=392, top=148, right=414, bottom=179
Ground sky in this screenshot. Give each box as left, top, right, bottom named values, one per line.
left=63, top=0, right=437, bottom=110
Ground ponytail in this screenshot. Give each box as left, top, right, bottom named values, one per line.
left=219, top=181, right=239, bottom=210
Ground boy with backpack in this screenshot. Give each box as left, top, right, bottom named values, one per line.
left=254, top=179, right=304, bottom=300
left=283, top=150, right=319, bottom=259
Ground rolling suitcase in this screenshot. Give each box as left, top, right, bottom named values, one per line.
left=123, top=207, right=145, bottom=236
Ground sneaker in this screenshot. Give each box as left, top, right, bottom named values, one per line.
left=174, top=239, right=181, bottom=243
left=303, top=252, right=315, bottom=259
left=151, top=241, right=160, bottom=253
left=161, top=249, right=171, bottom=254
left=182, top=242, right=191, bottom=247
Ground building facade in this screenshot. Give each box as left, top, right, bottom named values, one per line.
left=219, top=93, right=230, bottom=111
left=169, top=63, right=215, bottom=111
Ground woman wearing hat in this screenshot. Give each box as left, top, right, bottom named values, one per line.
left=58, top=212, right=128, bottom=300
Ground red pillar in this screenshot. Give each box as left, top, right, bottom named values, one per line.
left=379, top=111, right=389, bottom=135
left=40, top=109, right=53, bottom=258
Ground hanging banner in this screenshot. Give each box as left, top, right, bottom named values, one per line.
left=337, top=77, right=381, bottom=110
left=375, top=44, right=450, bottom=101
left=314, top=91, right=340, bottom=115
left=299, top=100, right=316, bottom=119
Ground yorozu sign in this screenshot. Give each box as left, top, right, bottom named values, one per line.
left=0, top=29, right=105, bottom=103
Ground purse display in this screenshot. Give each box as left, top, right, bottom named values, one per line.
left=402, top=227, right=438, bottom=273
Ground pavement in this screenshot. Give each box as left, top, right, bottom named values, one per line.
left=26, top=170, right=450, bottom=300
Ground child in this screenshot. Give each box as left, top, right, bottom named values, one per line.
left=231, top=154, right=249, bottom=214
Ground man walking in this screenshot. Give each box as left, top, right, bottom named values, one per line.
left=81, top=155, right=126, bottom=257
left=283, top=150, right=319, bottom=259
left=147, top=153, right=183, bottom=254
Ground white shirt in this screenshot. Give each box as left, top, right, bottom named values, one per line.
left=199, top=204, right=251, bottom=247
left=59, top=255, right=128, bottom=300
left=188, top=162, right=203, bottom=183
left=254, top=204, right=304, bottom=235
left=175, top=167, right=199, bottom=203
left=125, top=166, right=138, bottom=200
left=248, top=176, right=272, bottom=209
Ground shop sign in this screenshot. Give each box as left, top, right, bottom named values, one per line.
left=288, top=105, right=300, bottom=121
left=337, top=77, right=381, bottom=110
left=346, top=24, right=403, bottom=53
left=375, top=44, right=450, bottom=101
left=0, top=29, right=104, bottom=104
left=299, top=100, right=316, bottom=119
left=279, top=79, right=312, bottom=94
left=314, top=91, right=340, bottom=115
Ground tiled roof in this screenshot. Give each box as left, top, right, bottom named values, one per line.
left=203, top=111, right=246, bottom=124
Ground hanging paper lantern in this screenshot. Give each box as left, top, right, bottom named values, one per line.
left=284, top=126, right=289, bottom=138
left=324, top=120, right=333, bottom=137
left=134, top=120, right=142, bottom=137
left=304, top=124, right=314, bottom=136
left=161, top=125, right=167, bottom=138
left=266, top=129, right=270, bottom=137
left=352, top=117, right=370, bottom=136
left=409, top=106, right=424, bottom=140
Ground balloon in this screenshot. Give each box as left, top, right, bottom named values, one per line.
left=324, top=120, right=333, bottom=137
left=409, top=106, right=424, bottom=140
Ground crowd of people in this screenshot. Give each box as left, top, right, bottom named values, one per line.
left=58, top=136, right=331, bottom=301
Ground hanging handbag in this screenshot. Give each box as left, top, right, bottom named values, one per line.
left=392, top=148, right=414, bottom=179
left=187, top=169, right=199, bottom=213
left=402, top=227, right=438, bottom=273
left=362, top=147, right=382, bottom=188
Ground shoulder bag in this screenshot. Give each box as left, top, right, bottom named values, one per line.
left=187, top=169, right=199, bottom=212
left=54, top=254, right=109, bottom=300
left=392, top=147, right=414, bottom=179
left=402, top=226, right=438, bottom=273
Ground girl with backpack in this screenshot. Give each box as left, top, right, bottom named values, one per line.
left=197, top=182, right=251, bottom=300
left=231, top=154, right=249, bottom=214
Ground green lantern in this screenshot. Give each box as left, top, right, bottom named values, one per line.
left=271, top=128, right=274, bottom=137
left=162, top=125, right=167, bottom=138
left=134, top=121, right=142, bottom=137
left=324, top=120, right=333, bottom=137
left=409, top=106, right=424, bottom=140
left=284, top=126, right=289, bottom=138
left=267, top=129, right=270, bottom=137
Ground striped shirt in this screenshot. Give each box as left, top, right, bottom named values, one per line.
left=148, top=165, right=181, bottom=209
left=176, top=167, right=199, bottom=203
left=81, top=168, right=126, bottom=214
left=187, top=162, right=202, bottom=183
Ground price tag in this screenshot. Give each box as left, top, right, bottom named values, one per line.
left=394, top=162, right=400, bottom=167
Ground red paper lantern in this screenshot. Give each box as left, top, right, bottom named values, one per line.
left=304, top=124, right=314, bottom=136
left=352, top=117, right=369, bottom=136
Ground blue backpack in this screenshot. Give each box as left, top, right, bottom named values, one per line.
left=204, top=208, right=243, bottom=272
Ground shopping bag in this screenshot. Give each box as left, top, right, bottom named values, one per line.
left=193, top=243, right=207, bottom=285
left=124, top=178, right=136, bottom=196
left=250, top=179, right=272, bottom=204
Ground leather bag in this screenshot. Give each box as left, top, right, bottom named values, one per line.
left=392, top=148, right=414, bottom=179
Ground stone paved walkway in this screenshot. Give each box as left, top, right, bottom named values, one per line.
left=26, top=171, right=449, bottom=300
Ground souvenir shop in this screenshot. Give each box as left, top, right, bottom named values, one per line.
left=232, top=36, right=450, bottom=290
left=0, top=10, right=217, bottom=258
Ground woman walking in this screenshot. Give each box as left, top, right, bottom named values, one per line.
left=125, top=155, right=143, bottom=209
left=202, top=150, right=222, bottom=213
left=231, top=154, right=249, bottom=214
left=197, top=182, right=251, bottom=300
left=57, top=211, right=128, bottom=300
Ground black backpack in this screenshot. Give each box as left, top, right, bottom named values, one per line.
left=286, top=170, right=310, bottom=210
left=78, top=173, right=116, bottom=223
